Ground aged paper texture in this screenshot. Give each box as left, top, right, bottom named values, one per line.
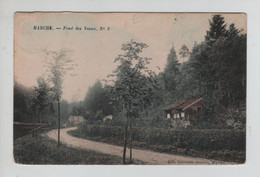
left=13, top=12, right=246, bottom=165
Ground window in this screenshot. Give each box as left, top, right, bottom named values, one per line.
left=181, top=112, right=185, bottom=118
left=174, top=114, right=177, bottom=118
left=177, top=114, right=180, bottom=118
left=167, top=114, right=171, bottom=119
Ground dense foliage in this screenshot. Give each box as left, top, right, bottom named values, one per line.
left=14, top=15, right=246, bottom=130
left=80, top=81, right=113, bottom=123
left=14, top=81, right=34, bottom=123
left=14, top=80, right=72, bottom=125
left=76, top=124, right=245, bottom=152
left=74, top=15, right=246, bottom=129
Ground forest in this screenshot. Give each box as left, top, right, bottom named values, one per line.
left=14, top=15, right=246, bottom=131
left=69, top=15, right=246, bottom=130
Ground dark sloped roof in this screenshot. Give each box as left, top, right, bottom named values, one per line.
left=163, top=98, right=203, bottom=111
left=162, top=101, right=184, bottom=111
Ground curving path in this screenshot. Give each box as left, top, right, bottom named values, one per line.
left=47, top=127, right=233, bottom=165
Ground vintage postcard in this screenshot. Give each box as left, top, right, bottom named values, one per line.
left=13, top=12, right=246, bottom=165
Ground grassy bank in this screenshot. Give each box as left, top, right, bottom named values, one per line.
left=69, top=125, right=245, bottom=163
left=14, top=133, right=144, bottom=164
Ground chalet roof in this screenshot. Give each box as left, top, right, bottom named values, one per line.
left=162, top=98, right=203, bottom=112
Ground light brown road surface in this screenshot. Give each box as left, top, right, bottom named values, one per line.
left=47, top=127, right=233, bottom=165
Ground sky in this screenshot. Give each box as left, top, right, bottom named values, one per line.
left=14, top=12, right=246, bottom=102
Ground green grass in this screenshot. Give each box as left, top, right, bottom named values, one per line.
left=14, top=133, right=144, bottom=165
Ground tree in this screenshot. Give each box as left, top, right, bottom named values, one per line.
left=31, top=77, right=52, bottom=136
left=163, top=45, right=180, bottom=101
left=14, top=81, right=32, bottom=123
left=188, top=42, right=208, bottom=94
left=209, top=25, right=246, bottom=109
left=205, top=15, right=227, bottom=45
left=59, top=100, right=71, bottom=124
left=176, top=61, right=198, bottom=100
left=203, top=15, right=228, bottom=118
left=71, top=101, right=84, bottom=117
left=33, top=77, right=52, bottom=117
left=44, top=48, right=76, bottom=146
left=83, top=81, right=113, bottom=123
left=187, top=15, right=246, bottom=126
left=179, top=45, right=190, bottom=63
left=107, top=39, right=158, bottom=164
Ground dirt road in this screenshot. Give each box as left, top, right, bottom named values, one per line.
left=47, top=127, right=232, bottom=165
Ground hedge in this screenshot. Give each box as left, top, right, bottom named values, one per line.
left=77, top=124, right=245, bottom=151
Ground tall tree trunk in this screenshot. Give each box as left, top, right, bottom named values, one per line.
left=123, top=111, right=129, bottom=164
left=39, top=113, right=41, bottom=123
left=57, top=98, right=61, bottom=147
left=35, top=106, right=38, bottom=137
left=129, top=115, right=133, bottom=164
left=34, top=106, right=37, bottom=137
left=199, top=80, right=201, bottom=93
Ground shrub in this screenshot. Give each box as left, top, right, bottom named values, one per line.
left=77, top=124, right=245, bottom=151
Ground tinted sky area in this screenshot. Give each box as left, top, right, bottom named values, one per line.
left=14, top=13, right=246, bottom=102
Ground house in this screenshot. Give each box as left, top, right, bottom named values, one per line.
left=162, top=98, right=204, bottom=125
left=68, top=116, right=85, bottom=125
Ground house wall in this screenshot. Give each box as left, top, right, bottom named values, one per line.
left=184, top=108, right=197, bottom=124
left=184, top=102, right=204, bottom=124
left=68, top=116, right=84, bottom=125
left=164, top=100, right=204, bottom=125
